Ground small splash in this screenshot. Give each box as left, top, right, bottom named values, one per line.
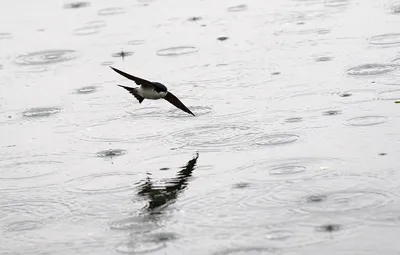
left=0, top=32, right=12, bottom=40
left=232, top=182, right=251, bottom=189
left=73, top=21, right=106, bottom=36
left=316, top=224, right=341, bottom=232
left=271, top=72, right=281, bottom=75
left=339, top=92, right=352, bottom=97
left=64, top=172, right=138, bottom=194
left=15, top=49, right=78, bottom=65
left=96, top=149, right=127, bottom=158
left=188, top=16, right=202, bottom=21
left=347, top=63, right=397, bottom=75
left=227, top=4, right=247, bottom=12
left=306, top=194, right=327, bottom=203
left=75, top=86, right=98, bottom=94
left=315, top=56, right=333, bottom=62
left=156, top=46, right=199, bottom=56
left=284, top=117, right=303, bottom=123
left=146, top=232, right=178, bottom=242
left=368, top=33, right=400, bottom=46
left=64, top=2, right=90, bottom=9
left=111, top=51, right=133, bottom=60
left=345, top=116, right=388, bottom=126
left=22, top=107, right=61, bottom=118
left=378, top=89, right=400, bottom=100
left=98, top=7, right=125, bottom=16
left=217, top=36, right=229, bottom=41
left=255, top=133, right=299, bottom=146
left=128, top=40, right=145, bottom=45
left=322, top=110, right=341, bottom=116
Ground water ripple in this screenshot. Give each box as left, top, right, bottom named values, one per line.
left=0, top=160, right=61, bottom=180
left=97, top=7, right=126, bottom=16
left=22, top=107, right=61, bottom=118
left=345, top=116, right=388, bottom=126
left=378, top=89, right=400, bottom=100
left=235, top=157, right=341, bottom=182
left=0, top=199, right=73, bottom=223
left=96, top=149, right=127, bottom=158
left=74, top=85, right=98, bottom=94
left=14, top=49, right=78, bottom=65
left=347, top=63, right=398, bottom=75
left=163, top=124, right=261, bottom=152
left=227, top=4, right=248, bottom=12
left=156, top=46, right=199, bottom=56
left=64, top=2, right=90, bottom=9
left=269, top=175, right=394, bottom=214
left=368, top=33, right=400, bottom=46
left=64, top=172, right=139, bottom=194
left=73, top=21, right=106, bottom=36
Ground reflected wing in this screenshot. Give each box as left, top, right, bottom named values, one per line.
left=118, top=84, right=144, bottom=103
left=110, top=66, right=154, bottom=88
left=164, top=92, right=195, bottom=116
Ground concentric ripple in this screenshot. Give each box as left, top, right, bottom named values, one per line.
left=284, top=117, right=303, bottom=123
left=0, top=160, right=61, bottom=179
left=5, top=220, right=43, bottom=232
left=269, top=175, right=393, bottom=214
left=156, top=46, right=199, bottom=56
left=378, top=89, right=400, bottom=100
left=128, top=40, right=145, bottom=45
left=0, top=199, right=72, bottom=222
left=64, top=172, right=139, bottom=194
left=96, top=149, right=127, bottom=158
left=347, top=63, right=398, bottom=75
left=15, top=49, right=78, bottom=65
left=345, top=116, right=388, bottom=126
left=164, top=124, right=261, bottom=151
left=22, top=107, right=61, bottom=118
left=252, top=133, right=299, bottom=147
left=322, top=110, right=341, bottom=116
left=368, top=33, right=400, bottom=46
left=75, top=85, right=98, bottom=94
left=227, top=4, right=248, bottom=12
left=235, top=157, right=341, bottom=182
left=97, top=7, right=126, bottom=16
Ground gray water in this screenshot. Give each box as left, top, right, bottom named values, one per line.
left=1, top=0, right=400, bottom=254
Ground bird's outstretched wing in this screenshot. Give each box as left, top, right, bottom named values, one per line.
left=118, top=84, right=145, bottom=103
left=110, top=66, right=154, bottom=88
left=164, top=92, right=195, bottom=116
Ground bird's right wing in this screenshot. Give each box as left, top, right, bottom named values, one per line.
left=164, top=92, right=195, bottom=116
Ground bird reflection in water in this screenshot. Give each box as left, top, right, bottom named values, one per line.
left=137, top=152, right=199, bottom=215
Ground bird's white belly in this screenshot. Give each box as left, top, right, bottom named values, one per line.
left=138, top=87, right=167, bottom=99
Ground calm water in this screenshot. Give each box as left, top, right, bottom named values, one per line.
left=1, top=0, right=400, bottom=254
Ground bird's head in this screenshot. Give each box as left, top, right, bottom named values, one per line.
left=152, top=82, right=168, bottom=93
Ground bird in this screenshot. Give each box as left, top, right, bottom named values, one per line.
left=110, top=66, right=195, bottom=116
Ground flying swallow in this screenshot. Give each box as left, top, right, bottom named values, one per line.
left=110, top=66, right=195, bottom=116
